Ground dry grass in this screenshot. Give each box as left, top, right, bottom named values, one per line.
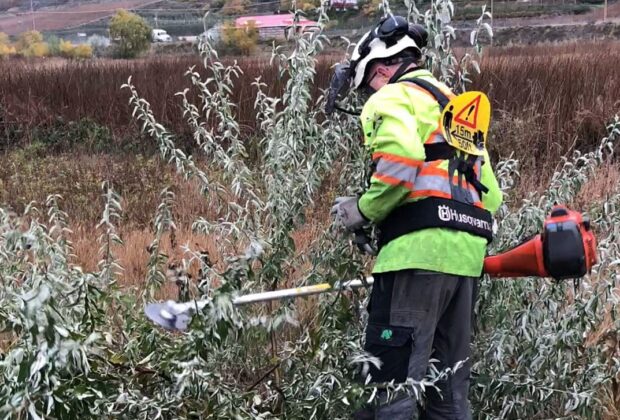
left=71, top=216, right=334, bottom=291
left=1, top=40, right=619, bottom=288
left=474, top=41, right=620, bottom=177
left=0, top=55, right=332, bottom=147
left=576, top=162, right=620, bottom=208
left=2, top=40, right=618, bottom=170
left=73, top=225, right=217, bottom=297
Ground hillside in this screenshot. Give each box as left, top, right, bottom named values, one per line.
left=0, top=0, right=159, bottom=35
left=1, top=0, right=616, bottom=37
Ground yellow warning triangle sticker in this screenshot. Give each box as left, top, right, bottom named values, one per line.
left=440, top=91, right=491, bottom=156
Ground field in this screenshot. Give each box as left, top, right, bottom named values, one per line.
left=1, top=42, right=619, bottom=289
left=0, top=0, right=158, bottom=35
left=1, top=24, right=620, bottom=417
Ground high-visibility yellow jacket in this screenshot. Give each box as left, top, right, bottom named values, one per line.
left=358, top=69, right=503, bottom=277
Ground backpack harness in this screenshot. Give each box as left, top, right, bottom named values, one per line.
left=376, top=78, right=494, bottom=248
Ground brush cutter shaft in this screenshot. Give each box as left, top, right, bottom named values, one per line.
left=144, top=278, right=376, bottom=330
left=156, top=278, right=376, bottom=316
left=145, top=206, right=597, bottom=331
left=234, top=278, right=373, bottom=305
left=233, top=278, right=374, bottom=307
left=157, top=299, right=208, bottom=317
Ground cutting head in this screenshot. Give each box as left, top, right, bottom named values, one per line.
left=144, top=300, right=192, bottom=331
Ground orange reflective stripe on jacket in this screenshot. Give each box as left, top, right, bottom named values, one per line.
left=371, top=152, right=422, bottom=189
left=425, top=127, right=446, bottom=145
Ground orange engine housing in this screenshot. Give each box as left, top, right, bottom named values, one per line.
left=483, top=205, right=597, bottom=279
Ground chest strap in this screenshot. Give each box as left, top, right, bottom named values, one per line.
left=377, top=197, right=493, bottom=248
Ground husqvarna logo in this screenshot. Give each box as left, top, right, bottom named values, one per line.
left=437, top=204, right=491, bottom=230
left=438, top=205, right=453, bottom=222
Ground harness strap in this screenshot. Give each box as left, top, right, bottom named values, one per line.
left=397, top=77, right=451, bottom=109
left=398, top=77, right=489, bottom=196
left=377, top=197, right=494, bottom=248
left=424, top=142, right=453, bottom=161
left=374, top=76, right=494, bottom=247
left=463, top=154, right=489, bottom=194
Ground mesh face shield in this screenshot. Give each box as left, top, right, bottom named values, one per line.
left=325, top=63, right=355, bottom=116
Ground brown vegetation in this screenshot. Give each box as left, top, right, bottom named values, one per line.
left=0, top=54, right=331, bottom=144
left=1, top=42, right=618, bottom=169
left=0, top=41, right=619, bottom=287
left=475, top=41, right=620, bottom=172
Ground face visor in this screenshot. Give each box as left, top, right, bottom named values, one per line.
left=325, top=63, right=360, bottom=116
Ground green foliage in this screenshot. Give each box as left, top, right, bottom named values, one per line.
left=109, top=9, right=152, bottom=59
left=28, top=118, right=115, bottom=153
left=0, top=32, right=15, bottom=57
left=59, top=39, right=76, bottom=58
left=46, top=35, right=61, bottom=56
left=7, top=33, right=91, bottom=59
left=56, top=39, right=93, bottom=59
left=15, top=30, right=43, bottom=51
left=72, top=44, right=94, bottom=59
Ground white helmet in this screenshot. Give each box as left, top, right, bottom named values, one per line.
left=349, top=15, right=427, bottom=89
left=324, top=15, right=427, bottom=116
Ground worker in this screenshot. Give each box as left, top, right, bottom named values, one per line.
left=329, top=15, right=503, bottom=419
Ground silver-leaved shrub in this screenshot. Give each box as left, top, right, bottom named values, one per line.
left=1, top=0, right=619, bottom=418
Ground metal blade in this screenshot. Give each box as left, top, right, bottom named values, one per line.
left=144, top=301, right=192, bottom=331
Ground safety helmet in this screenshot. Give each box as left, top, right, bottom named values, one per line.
left=324, top=15, right=427, bottom=116
left=349, top=15, right=428, bottom=89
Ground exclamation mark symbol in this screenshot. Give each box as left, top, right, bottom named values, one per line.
left=466, top=105, right=475, bottom=121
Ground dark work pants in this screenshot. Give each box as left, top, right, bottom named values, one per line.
left=355, top=269, right=475, bottom=420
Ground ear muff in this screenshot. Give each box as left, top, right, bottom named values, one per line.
left=407, top=24, right=427, bottom=49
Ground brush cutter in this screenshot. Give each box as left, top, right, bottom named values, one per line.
left=145, top=205, right=597, bottom=331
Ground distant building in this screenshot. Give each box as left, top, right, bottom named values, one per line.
left=235, top=14, right=319, bottom=40
left=330, top=0, right=358, bottom=11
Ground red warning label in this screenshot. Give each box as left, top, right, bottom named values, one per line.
left=453, top=95, right=482, bottom=130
